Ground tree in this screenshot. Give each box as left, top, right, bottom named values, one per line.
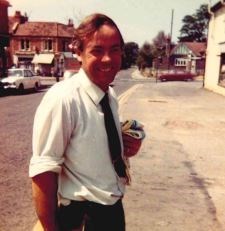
left=152, top=31, right=170, bottom=60
left=121, top=42, right=139, bottom=69
left=152, top=31, right=168, bottom=50
left=178, top=4, right=210, bottom=42
left=136, top=42, right=154, bottom=71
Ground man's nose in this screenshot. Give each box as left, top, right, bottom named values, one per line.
left=102, top=52, right=111, bottom=62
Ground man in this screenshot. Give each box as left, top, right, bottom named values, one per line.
left=29, top=13, right=142, bottom=231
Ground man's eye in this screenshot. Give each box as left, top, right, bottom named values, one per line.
left=111, top=47, right=121, bottom=53
left=91, top=49, right=103, bottom=55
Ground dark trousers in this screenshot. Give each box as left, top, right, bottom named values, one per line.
left=58, top=199, right=125, bottom=231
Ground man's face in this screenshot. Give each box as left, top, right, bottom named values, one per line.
left=79, top=24, right=122, bottom=92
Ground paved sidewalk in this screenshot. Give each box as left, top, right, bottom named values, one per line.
left=120, top=82, right=225, bottom=231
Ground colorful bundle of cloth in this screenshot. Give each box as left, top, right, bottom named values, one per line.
left=121, top=119, right=145, bottom=140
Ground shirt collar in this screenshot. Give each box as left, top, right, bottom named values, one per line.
left=77, top=68, right=105, bottom=105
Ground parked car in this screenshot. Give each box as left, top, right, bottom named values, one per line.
left=63, top=69, right=79, bottom=80
left=158, top=71, right=195, bottom=82
left=1, top=68, right=41, bottom=92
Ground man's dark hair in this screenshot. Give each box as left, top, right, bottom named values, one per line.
left=72, top=13, right=124, bottom=52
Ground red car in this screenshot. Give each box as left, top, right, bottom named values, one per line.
left=158, top=72, right=195, bottom=82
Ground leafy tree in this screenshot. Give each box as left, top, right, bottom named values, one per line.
left=152, top=31, right=170, bottom=60
left=121, top=42, right=139, bottom=69
left=152, top=31, right=168, bottom=50
left=178, top=4, right=210, bottom=42
left=136, top=42, right=154, bottom=71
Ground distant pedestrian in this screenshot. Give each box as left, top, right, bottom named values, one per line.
left=51, top=67, right=54, bottom=77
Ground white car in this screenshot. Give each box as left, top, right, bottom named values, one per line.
left=1, top=68, right=41, bottom=92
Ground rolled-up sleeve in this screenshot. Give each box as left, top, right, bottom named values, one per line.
left=29, top=89, right=73, bottom=177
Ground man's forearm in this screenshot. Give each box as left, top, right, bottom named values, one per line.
left=32, top=172, right=59, bottom=231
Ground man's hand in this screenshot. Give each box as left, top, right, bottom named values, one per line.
left=122, top=134, right=142, bottom=158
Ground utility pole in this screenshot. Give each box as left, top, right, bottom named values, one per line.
left=167, top=9, right=174, bottom=70
left=170, top=9, right=174, bottom=43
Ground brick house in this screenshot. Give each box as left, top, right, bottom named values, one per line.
left=0, top=0, right=11, bottom=77
left=170, top=42, right=206, bottom=74
left=8, top=11, right=80, bottom=76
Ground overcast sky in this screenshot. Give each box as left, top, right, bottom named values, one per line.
left=8, top=0, right=217, bottom=46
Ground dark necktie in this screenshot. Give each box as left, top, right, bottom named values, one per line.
left=100, top=93, right=127, bottom=178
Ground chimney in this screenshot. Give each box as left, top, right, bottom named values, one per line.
left=14, top=11, right=28, bottom=24
left=68, top=18, right=74, bottom=27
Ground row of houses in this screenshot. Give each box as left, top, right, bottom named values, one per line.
left=1, top=0, right=225, bottom=96
left=0, top=0, right=80, bottom=77
left=0, top=0, right=207, bottom=78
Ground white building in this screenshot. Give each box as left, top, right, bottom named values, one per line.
left=204, top=0, right=225, bottom=96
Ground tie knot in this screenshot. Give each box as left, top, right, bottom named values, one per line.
left=100, top=93, right=109, bottom=107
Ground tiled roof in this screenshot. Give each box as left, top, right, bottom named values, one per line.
left=171, top=42, right=206, bottom=57
left=184, top=42, right=207, bottom=56
left=10, top=21, right=75, bottom=38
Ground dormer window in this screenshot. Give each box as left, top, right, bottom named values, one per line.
left=44, top=39, right=53, bottom=51
left=21, top=39, right=30, bottom=50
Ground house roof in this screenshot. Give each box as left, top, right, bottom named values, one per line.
left=8, top=11, right=75, bottom=37
left=9, top=20, right=75, bottom=38
left=184, top=42, right=207, bottom=56
left=8, top=11, right=29, bottom=34
left=171, top=42, right=206, bottom=57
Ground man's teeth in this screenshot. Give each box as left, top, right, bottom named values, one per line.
left=100, top=68, right=111, bottom=72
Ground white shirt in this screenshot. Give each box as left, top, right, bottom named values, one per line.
left=29, top=69, right=125, bottom=205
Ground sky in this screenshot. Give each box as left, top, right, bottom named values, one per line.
left=8, top=0, right=218, bottom=46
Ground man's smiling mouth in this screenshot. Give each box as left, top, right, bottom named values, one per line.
left=99, top=67, right=112, bottom=72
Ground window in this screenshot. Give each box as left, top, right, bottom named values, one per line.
left=219, top=53, right=225, bottom=87
left=24, top=70, right=33, bottom=77
left=8, top=69, right=23, bottom=77
left=21, top=39, right=30, bottom=50
left=175, top=58, right=187, bottom=66
left=44, top=39, right=53, bottom=51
